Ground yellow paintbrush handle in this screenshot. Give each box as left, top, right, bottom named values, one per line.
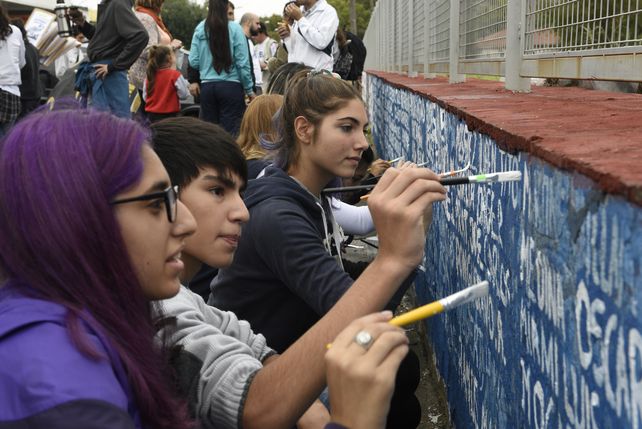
left=389, top=301, right=445, bottom=327
left=326, top=301, right=445, bottom=349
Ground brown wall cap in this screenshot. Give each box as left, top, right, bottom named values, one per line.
left=367, top=71, right=642, bottom=207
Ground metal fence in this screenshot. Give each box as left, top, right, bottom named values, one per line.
left=363, top=0, right=642, bottom=90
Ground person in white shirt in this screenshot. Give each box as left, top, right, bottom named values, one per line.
left=252, top=22, right=277, bottom=93
left=0, top=4, right=25, bottom=137
left=276, top=0, right=339, bottom=70
left=239, top=12, right=262, bottom=93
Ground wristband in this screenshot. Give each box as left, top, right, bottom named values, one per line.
left=325, top=423, right=349, bottom=429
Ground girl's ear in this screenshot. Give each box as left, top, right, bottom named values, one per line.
left=294, top=116, right=314, bottom=145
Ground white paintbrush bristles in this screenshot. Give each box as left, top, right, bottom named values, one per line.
left=495, top=170, right=522, bottom=182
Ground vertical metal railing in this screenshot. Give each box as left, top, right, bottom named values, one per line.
left=362, top=0, right=642, bottom=87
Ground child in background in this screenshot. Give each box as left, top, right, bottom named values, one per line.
left=236, top=93, right=283, bottom=179
left=144, top=45, right=189, bottom=122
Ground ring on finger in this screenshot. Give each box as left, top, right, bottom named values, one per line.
left=353, top=330, right=374, bottom=350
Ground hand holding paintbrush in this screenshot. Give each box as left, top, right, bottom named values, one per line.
left=367, top=167, right=447, bottom=270
left=326, top=281, right=489, bottom=349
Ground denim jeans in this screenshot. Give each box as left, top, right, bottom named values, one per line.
left=90, top=61, right=131, bottom=119
left=199, top=80, right=246, bottom=136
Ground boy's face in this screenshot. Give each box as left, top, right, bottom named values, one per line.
left=179, top=167, right=249, bottom=269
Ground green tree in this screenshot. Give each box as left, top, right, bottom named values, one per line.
left=262, top=13, right=284, bottom=42
left=327, top=0, right=372, bottom=38
left=162, top=0, right=207, bottom=50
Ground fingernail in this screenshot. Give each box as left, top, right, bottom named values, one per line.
left=381, top=310, right=393, bottom=318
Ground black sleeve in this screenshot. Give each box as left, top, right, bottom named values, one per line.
left=187, top=64, right=200, bottom=84
left=0, top=400, right=137, bottom=429
left=80, top=21, right=95, bottom=40
left=110, top=1, right=149, bottom=71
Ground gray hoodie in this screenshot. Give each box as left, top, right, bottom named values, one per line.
left=156, top=287, right=274, bottom=429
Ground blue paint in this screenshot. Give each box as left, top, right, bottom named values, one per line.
left=365, top=74, right=642, bottom=429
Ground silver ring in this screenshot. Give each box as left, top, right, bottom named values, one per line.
left=353, top=330, right=374, bottom=350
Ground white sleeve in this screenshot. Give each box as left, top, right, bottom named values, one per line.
left=18, top=31, right=26, bottom=69
left=174, top=75, right=189, bottom=99
left=331, top=198, right=375, bottom=236
left=142, top=78, right=147, bottom=101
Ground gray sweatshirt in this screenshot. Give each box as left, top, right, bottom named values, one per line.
left=156, top=287, right=274, bottom=429
left=87, top=0, right=148, bottom=72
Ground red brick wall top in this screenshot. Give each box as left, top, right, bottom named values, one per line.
left=367, top=71, right=642, bottom=207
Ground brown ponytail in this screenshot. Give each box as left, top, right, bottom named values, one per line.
left=146, top=45, right=172, bottom=97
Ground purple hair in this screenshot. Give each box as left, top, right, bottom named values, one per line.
left=0, top=107, right=192, bottom=429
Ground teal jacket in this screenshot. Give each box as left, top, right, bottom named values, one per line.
left=189, top=20, right=254, bottom=95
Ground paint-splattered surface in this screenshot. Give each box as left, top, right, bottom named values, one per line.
left=365, top=74, right=642, bottom=428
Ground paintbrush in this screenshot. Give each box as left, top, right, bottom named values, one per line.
left=325, top=281, right=489, bottom=349
left=389, top=280, right=489, bottom=326
left=322, top=170, right=522, bottom=196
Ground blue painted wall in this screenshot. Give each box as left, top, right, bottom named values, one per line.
left=364, top=74, right=642, bottom=428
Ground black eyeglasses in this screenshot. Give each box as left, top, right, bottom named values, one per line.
left=111, top=185, right=179, bottom=223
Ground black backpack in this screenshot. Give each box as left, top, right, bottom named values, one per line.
left=345, top=32, right=366, bottom=81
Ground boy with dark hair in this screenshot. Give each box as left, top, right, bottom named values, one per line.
left=151, top=116, right=440, bottom=428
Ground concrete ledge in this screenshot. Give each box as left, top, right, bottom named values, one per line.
left=366, top=71, right=642, bottom=206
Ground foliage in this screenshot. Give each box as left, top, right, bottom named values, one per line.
left=162, top=0, right=207, bottom=50
left=262, top=13, right=285, bottom=42
left=544, top=0, right=642, bottom=51
left=327, top=0, right=373, bottom=38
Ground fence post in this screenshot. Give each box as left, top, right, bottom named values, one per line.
left=424, top=0, right=435, bottom=78
left=396, top=0, right=402, bottom=72
left=449, top=0, right=465, bottom=83
left=388, top=0, right=394, bottom=72
left=505, top=0, right=530, bottom=91
left=383, top=0, right=389, bottom=71
left=408, top=0, right=417, bottom=76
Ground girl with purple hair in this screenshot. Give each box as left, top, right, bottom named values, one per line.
left=0, top=107, right=197, bottom=428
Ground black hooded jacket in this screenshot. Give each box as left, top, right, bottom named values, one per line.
left=209, top=166, right=352, bottom=353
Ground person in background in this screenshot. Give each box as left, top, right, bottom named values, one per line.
left=333, top=27, right=367, bottom=90
left=186, top=0, right=236, bottom=102
left=0, top=4, right=25, bottom=137
left=252, top=22, right=277, bottom=93
left=143, top=45, right=189, bottom=122
left=86, top=0, right=148, bottom=118
left=227, top=0, right=235, bottom=20
left=266, top=1, right=296, bottom=74
left=236, top=93, right=283, bottom=179
left=239, top=12, right=261, bottom=94
left=129, top=0, right=183, bottom=117
left=340, top=147, right=391, bottom=205
left=68, top=6, right=95, bottom=39
left=189, top=0, right=254, bottom=135
left=10, top=20, right=41, bottom=119
left=276, top=0, right=338, bottom=70
left=266, top=61, right=310, bottom=95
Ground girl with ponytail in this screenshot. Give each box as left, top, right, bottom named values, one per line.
left=144, top=44, right=189, bottom=123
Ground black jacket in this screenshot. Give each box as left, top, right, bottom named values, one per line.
left=209, top=167, right=352, bottom=353
left=87, top=0, right=148, bottom=72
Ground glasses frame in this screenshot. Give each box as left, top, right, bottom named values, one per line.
left=111, top=185, right=179, bottom=223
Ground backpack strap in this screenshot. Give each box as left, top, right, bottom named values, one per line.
left=297, top=26, right=335, bottom=57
